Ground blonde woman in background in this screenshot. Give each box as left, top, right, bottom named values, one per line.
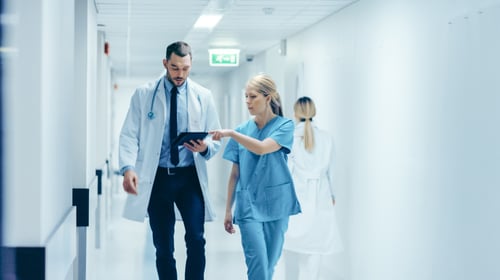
left=283, top=96, right=343, bottom=280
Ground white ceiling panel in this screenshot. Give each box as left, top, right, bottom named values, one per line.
left=95, top=0, right=358, bottom=81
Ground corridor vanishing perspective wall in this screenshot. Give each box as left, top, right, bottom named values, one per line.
left=206, top=0, right=500, bottom=279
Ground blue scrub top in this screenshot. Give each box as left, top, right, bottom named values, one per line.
left=223, top=116, right=301, bottom=223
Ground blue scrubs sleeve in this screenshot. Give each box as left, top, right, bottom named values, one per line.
left=268, top=118, right=294, bottom=154
left=223, top=138, right=239, bottom=163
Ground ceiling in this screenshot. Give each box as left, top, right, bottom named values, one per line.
left=95, top=0, right=357, bottom=83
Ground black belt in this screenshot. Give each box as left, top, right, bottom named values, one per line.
left=158, top=166, right=196, bottom=176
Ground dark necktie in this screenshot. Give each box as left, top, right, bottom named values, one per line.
left=170, top=87, right=179, bottom=166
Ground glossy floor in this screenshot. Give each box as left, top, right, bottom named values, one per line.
left=88, top=191, right=344, bottom=280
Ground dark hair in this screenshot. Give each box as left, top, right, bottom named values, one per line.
left=166, top=41, right=192, bottom=60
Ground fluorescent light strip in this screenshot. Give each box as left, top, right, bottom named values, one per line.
left=194, top=14, right=223, bottom=29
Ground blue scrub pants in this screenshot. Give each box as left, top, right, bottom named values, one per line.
left=147, top=166, right=205, bottom=280
left=238, top=217, right=289, bottom=280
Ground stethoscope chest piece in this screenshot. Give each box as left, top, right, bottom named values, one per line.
left=147, top=79, right=162, bottom=120
left=148, top=111, right=155, bottom=119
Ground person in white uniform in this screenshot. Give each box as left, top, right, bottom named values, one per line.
left=283, top=96, right=343, bottom=280
left=119, top=41, right=221, bottom=280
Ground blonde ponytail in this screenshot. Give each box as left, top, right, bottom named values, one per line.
left=294, top=97, right=316, bottom=152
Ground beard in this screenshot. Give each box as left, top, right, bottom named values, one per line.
left=166, top=71, right=186, bottom=86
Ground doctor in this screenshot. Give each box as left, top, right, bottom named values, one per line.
left=119, top=41, right=221, bottom=280
left=283, top=96, right=343, bottom=280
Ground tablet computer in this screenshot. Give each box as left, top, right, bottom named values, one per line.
left=172, top=132, right=208, bottom=147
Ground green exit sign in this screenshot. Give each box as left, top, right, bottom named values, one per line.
left=209, top=49, right=240, bottom=67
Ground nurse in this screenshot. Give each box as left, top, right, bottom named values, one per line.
left=210, top=73, right=301, bottom=280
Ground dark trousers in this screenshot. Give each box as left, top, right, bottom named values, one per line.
left=147, top=166, right=206, bottom=280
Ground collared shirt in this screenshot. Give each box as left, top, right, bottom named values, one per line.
left=158, top=76, right=195, bottom=168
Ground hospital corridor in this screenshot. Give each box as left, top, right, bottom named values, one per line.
left=2, top=0, right=500, bottom=279
left=86, top=188, right=342, bottom=280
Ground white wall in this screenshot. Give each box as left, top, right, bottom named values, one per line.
left=217, top=0, right=500, bottom=279
left=96, top=31, right=112, bottom=168
left=3, top=0, right=44, bottom=246
left=72, top=0, right=99, bottom=190
left=3, top=0, right=109, bottom=278
left=3, top=0, right=75, bottom=246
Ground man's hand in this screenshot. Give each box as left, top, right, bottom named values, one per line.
left=184, top=139, right=208, bottom=153
left=123, top=170, right=139, bottom=195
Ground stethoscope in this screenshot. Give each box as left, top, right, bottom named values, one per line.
left=147, top=78, right=197, bottom=120
left=147, top=78, right=165, bottom=120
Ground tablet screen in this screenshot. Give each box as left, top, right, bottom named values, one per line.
left=172, top=132, right=208, bottom=147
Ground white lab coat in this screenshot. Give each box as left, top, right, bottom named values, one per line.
left=119, top=77, right=221, bottom=222
left=283, top=122, right=343, bottom=254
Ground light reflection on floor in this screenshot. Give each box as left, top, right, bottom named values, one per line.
left=88, top=191, right=343, bottom=280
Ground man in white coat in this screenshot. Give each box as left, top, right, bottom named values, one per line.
left=119, top=41, right=221, bottom=280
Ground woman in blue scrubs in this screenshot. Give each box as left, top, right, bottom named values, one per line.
left=210, top=73, right=301, bottom=280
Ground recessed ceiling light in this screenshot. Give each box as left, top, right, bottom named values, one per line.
left=194, top=14, right=223, bottom=29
